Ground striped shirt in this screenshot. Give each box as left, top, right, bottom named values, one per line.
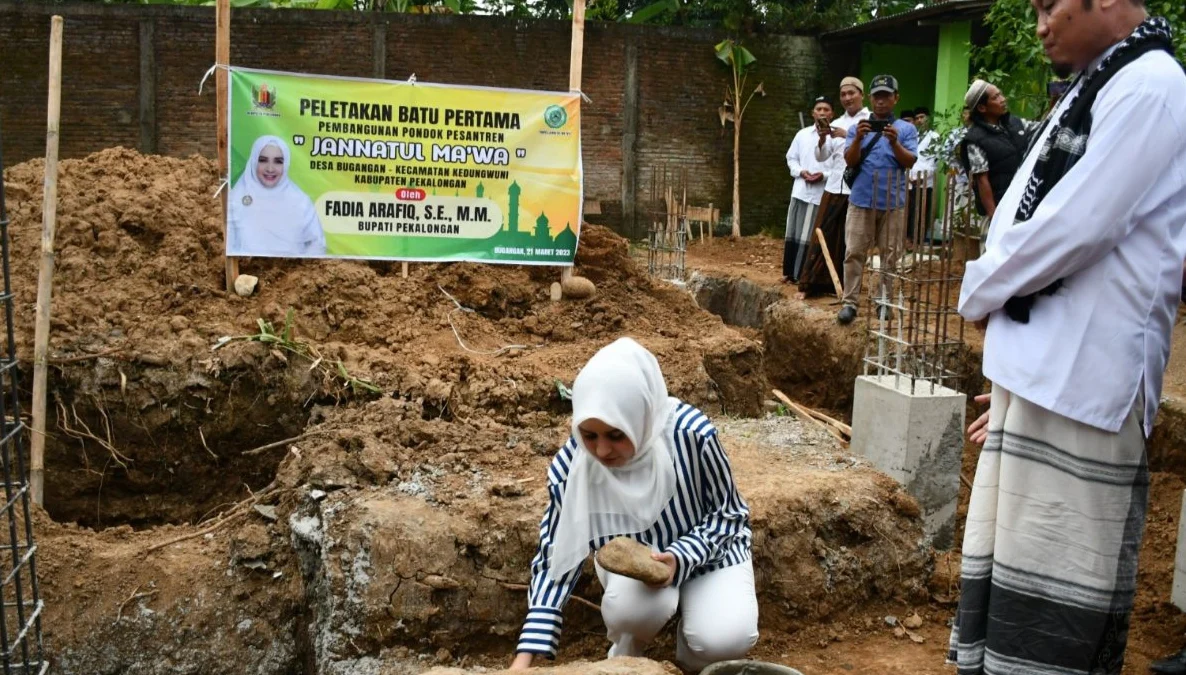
left=515, top=401, right=752, bottom=659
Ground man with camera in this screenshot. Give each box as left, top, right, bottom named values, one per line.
left=836, top=74, right=918, bottom=325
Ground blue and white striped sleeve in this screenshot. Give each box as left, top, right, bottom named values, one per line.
left=665, top=426, right=750, bottom=587
left=515, top=439, right=583, bottom=659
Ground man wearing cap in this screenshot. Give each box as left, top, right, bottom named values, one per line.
left=908, top=106, right=941, bottom=246
left=836, top=74, right=918, bottom=325
left=798, top=77, right=870, bottom=298
left=781, top=95, right=835, bottom=284
left=958, top=80, right=1039, bottom=253
left=949, top=0, right=1186, bottom=672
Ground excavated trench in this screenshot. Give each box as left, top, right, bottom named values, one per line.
left=35, top=348, right=319, bottom=530
left=686, top=269, right=1186, bottom=484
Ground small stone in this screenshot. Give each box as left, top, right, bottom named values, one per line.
left=903, top=613, right=924, bottom=629
left=561, top=275, right=596, bottom=299
left=892, top=626, right=906, bottom=639
left=422, top=575, right=461, bottom=590
left=309, top=489, right=327, bottom=501
left=884, top=615, right=899, bottom=627
left=234, top=274, right=259, bottom=297
left=253, top=505, right=278, bottom=522
left=906, top=629, right=925, bottom=644
left=435, top=648, right=452, bottom=664
left=595, top=537, right=669, bottom=585
left=490, top=480, right=526, bottom=498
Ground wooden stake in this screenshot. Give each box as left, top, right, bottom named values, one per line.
left=401, top=262, right=408, bottom=278
left=216, top=0, right=238, bottom=293
left=772, top=389, right=850, bottom=447
left=560, top=0, right=585, bottom=286
left=30, top=15, right=64, bottom=507
left=814, top=227, right=843, bottom=300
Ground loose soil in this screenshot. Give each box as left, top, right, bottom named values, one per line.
left=684, top=233, right=1186, bottom=674
left=3, top=149, right=1185, bottom=674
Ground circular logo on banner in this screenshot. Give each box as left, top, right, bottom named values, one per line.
left=544, top=105, right=568, bottom=129
left=242, top=196, right=253, bottom=206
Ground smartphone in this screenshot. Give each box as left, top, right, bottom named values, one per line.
left=868, top=119, right=889, bottom=133
left=815, top=118, right=831, bottom=133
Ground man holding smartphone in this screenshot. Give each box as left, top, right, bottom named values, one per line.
left=837, top=74, right=918, bottom=325
left=798, top=77, right=870, bottom=298
left=782, top=96, right=836, bottom=283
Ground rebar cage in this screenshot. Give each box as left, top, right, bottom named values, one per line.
left=646, top=166, right=688, bottom=283
left=861, top=168, right=968, bottom=396
left=0, top=118, right=48, bottom=675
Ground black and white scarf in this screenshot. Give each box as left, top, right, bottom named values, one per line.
left=1002, top=16, right=1177, bottom=323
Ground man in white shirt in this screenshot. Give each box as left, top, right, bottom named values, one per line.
left=781, top=96, right=835, bottom=283
left=948, top=0, right=1186, bottom=673
left=907, top=106, right=940, bottom=246
left=797, top=77, right=870, bottom=298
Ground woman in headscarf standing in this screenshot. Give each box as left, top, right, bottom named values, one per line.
left=228, top=135, right=328, bottom=257
left=509, top=338, right=758, bottom=672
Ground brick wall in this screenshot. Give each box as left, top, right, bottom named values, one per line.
left=0, top=3, right=823, bottom=236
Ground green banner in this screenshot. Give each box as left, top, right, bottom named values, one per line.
left=227, top=67, right=582, bottom=265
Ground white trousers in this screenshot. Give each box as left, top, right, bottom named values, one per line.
left=596, top=558, right=759, bottom=673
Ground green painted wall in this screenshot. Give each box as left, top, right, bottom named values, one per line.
left=935, top=21, right=973, bottom=124
left=859, top=43, right=938, bottom=116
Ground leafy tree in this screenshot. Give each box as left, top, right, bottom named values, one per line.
left=715, top=39, right=765, bottom=239
left=974, top=0, right=1185, bottom=118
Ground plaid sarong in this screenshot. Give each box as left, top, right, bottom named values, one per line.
left=947, top=385, right=1149, bottom=674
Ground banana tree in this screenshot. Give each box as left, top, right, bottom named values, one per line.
left=715, top=39, right=765, bottom=240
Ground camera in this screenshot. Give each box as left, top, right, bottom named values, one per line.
left=868, top=119, right=890, bottom=134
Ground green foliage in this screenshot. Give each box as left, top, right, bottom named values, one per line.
left=975, top=0, right=1186, bottom=119
left=70, top=0, right=895, bottom=30
left=213, top=309, right=382, bottom=397
left=715, top=39, right=757, bottom=74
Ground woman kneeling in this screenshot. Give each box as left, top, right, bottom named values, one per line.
left=509, top=338, right=758, bottom=672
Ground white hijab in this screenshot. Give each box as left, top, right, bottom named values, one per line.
left=547, top=338, right=680, bottom=582
left=228, top=135, right=327, bottom=257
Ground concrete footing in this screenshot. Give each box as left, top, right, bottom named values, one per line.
left=851, top=374, right=966, bottom=549
left=1172, top=490, right=1186, bottom=611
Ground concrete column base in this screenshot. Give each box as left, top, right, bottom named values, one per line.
left=851, top=374, right=966, bottom=549
left=1172, top=490, right=1186, bottom=611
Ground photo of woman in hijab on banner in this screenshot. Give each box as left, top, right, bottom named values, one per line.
left=228, top=135, right=327, bottom=258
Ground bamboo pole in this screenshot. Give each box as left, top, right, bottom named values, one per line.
left=216, top=0, right=238, bottom=293
left=31, top=15, right=64, bottom=506
left=560, top=0, right=585, bottom=286
left=814, top=227, right=843, bottom=299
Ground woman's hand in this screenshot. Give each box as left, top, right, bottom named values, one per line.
left=509, top=652, right=534, bottom=670
left=968, top=393, right=991, bottom=445
left=650, top=551, right=677, bottom=588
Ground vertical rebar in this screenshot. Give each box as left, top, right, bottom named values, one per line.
left=0, top=91, right=46, bottom=675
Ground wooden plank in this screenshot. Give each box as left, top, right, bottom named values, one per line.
left=772, top=389, right=851, bottom=446
left=31, top=14, right=65, bottom=506
left=216, top=0, right=238, bottom=292
left=815, top=227, right=843, bottom=300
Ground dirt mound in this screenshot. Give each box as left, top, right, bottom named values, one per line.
left=2, top=148, right=766, bottom=530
